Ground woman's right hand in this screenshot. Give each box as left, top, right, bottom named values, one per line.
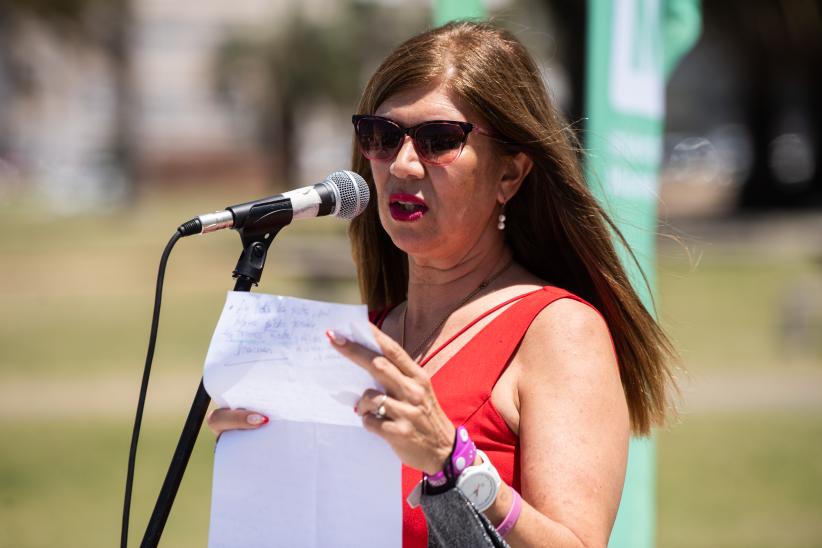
left=206, top=408, right=269, bottom=436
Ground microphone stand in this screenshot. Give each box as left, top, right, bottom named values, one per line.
left=141, top=203, right=291, bottom=547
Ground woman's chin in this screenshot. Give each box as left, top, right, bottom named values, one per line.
left=387, top=229, right=441, bottom=258
left=390, top=236, right=431, bottom=258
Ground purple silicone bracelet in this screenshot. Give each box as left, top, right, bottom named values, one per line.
left=426, top=425, right=477, bottom=487
left=496, top=488, right=522, bottom=538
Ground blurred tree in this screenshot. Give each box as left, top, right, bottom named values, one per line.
left=0, top=0, right=136, bottom=198
left=213, top=2, right=427, bottom=189
left=721, top=0, right=822, bottom=209
left=665, top=0, right=821, bottom=209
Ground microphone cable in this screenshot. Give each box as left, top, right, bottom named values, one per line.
left=121, top=218, right=201, bottom=548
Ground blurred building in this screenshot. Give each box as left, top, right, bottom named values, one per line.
left=0, top=0, right=361, bottom=209
left=133, top=0, right=361, bottom=186
left=0, top=13, right=124, bottom=212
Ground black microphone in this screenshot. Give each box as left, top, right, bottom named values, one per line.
left=179, top=171, right=370, bottom=237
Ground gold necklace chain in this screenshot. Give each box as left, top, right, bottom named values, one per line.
left=400, top=258, right=514, bottom=362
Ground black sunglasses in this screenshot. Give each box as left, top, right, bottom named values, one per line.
left=352, top=114, right=495, bottom=166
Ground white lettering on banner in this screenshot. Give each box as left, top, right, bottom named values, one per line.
left=609, top=0, right=664, bottom=118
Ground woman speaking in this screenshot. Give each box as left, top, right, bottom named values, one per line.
left=209, top=21, right=675, bottom=548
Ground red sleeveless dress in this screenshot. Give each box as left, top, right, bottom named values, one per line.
left=373, top=286, right=591, bottom=548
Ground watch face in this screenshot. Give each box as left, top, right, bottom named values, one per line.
left=459, top=471, right=497, bottom=511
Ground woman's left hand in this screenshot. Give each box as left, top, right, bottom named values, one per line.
left=327, top=326, right=455, bottom=475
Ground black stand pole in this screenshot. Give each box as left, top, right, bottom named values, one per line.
left=141, top=229, right=281, bottom=548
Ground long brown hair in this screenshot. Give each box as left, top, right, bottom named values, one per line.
left=349, top=21, right=675, bottom=434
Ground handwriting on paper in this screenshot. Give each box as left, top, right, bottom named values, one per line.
left=203, top=292, right=381, bottom=427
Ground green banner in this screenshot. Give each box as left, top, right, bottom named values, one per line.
left=586, top=1, right=700, bottom=547
left=433, top=0, right=485, bottom=25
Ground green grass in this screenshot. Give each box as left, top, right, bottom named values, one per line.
left=0, top=190, right=360, bottom=376
left=658, top=249, right=822, bottom=372
left=658, top=412, right=822, bottom=548
left=0, top=413, right=819, bottom=548
left=0, top=418, right=214, bottom=548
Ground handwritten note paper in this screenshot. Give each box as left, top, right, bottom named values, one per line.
left=203, top=292, right=401, bottom=548
left=204, top=291, right=382, bottom=426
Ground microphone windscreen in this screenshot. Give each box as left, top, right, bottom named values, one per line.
left=329, top=171, right=370, bottom=219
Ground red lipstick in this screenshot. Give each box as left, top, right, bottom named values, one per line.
left=388, top=193, right=428, bottom=221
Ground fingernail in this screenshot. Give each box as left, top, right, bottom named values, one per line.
left=326, top=330, right=348, bottom=346
left=247, top=413, right=268, bottom=426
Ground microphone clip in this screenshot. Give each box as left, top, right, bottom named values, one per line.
left=231, top=196, right=292, bottom=285
left=230, top=195, right=293, bottom=237
left=232, top=236, right=276, bottom=286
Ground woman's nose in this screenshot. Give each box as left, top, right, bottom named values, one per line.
left=389, top=136, right=425, bottom=180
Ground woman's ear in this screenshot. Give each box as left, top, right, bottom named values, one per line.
left=498, top=152, right=533, bottom=203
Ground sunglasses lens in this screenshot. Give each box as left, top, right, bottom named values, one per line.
left=356, top=118, right=402, bottom=160
left=354, top=117, right=470, bottom=165
left=414, top=123, right=466, bottom=165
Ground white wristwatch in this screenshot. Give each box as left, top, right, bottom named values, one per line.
left=456, top=449, right=502, bottom=512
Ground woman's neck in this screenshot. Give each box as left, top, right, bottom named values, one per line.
left=404, top=242, right=512, bottom=331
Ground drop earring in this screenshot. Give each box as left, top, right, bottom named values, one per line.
left=497, top=202, right=506, bottom=231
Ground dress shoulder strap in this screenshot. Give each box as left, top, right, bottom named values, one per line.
left=419, top=288, right=544, bottom=366
left=370, top=289, right=544, bottom=363
left=369, top=307, right=392, bottom=327
left=430, top=286, right=586, bottom=426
